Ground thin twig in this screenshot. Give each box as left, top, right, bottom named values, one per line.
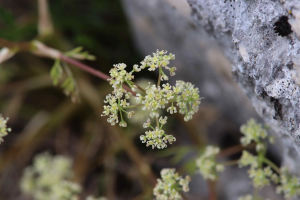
left=180, top=192, right=189, bottom=200
left=60, top=55, right=136, bottom=95
left=0, top=38, right=32, bottom=51
left=217, top=143, right=255, bottom=158
left=0, top=37, right=136, bottom=95
left=38, top=0, right=54, bottom=37
left=263, top=158, right=281, bottom=174
left=221, top=159, right=239, bottom=166
left=208, top=180, right=217, bottom=200
left=60, top=55, right=110, bottom=81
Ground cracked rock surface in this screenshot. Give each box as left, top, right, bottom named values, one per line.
left=188, top=0, right=300, bottom=169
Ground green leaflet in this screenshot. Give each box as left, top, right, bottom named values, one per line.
left=61, top=76, right=76, bottom=96
left=65, top=46, right=96, bottom=61
left=50, top=59, right=63, bottom=86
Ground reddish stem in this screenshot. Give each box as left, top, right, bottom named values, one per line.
left=0, top=38, right=136, bottom=95
left=60, top=55, right=110, bottom=80
left=217, top=143, right=255, bottom=158
left=208, top=180, right=217, bottom=200
left=60, top=54, right=136, bottom=96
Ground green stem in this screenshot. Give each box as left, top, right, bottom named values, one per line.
left=118, top=98, right=124, bottom=121
left=157, top=67, right=162, bottom=87
left=160, top=123, right=164, bottom=130
left=150, top=125, right=155, bottom=130
left=263, top=158, right=281, bottom=174
left=120, top=110, right=124, bottom=121
left=257, top=142, right=266, bottom=168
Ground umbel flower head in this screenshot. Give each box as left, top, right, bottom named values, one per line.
left=140, top=81, right=201, bottom=121
left=196, top=146, right=224, bottom=180
left=153, top=168, right=190, bottom=200
left=128, top=79, right=161, bottom=124
left=20, top=152, right=81, bottom=200
left=102, top=50, right=202, bottom=149
left=0, top=114, right=11, bottom=144
left=239, top=151, right=276, bottom=189
left=86, top=196, right=108, bottom=200
left=140, top=49, right=176, bottom=80
left=238, top=195, right=254, bottom=200
left=238, top=194, right=270, bottom=200
left=276, top=167, right=300, bottom=198
left=240, top=118, right=273, bottom=152
left=140, top=117, right=176, bottom=149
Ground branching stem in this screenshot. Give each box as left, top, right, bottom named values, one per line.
left=0, top=37, right=136, bottom=95
left=263, top=158, right=281, bottom=174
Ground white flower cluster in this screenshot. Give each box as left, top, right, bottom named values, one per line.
left=138, top=81, right=201, bottom=122
left=86, top=196, right=108, bottom=200
left=107, top=63, right=135, bottom=93
left=129, top=79, right=161, bottom=124
left=276, top=167, right=300, bottom=198
left=136, top=80, right=200, bottom=149
left=102, top=63, right=135, bottom=127
left=50, top=181, right=81, bottom=200
left=102, top=50, right=202, bottom=149
left=20, top=152, right=81, bottom=200
left=140, top=117, right=176, bottom=149
left=238, top=195, right=253, bottom=200
left=238, top=151, right=258, bottom=168
left=196, top=146, right=224, bottom=180
left=240, top=119, right=271, bottom=152
left=0, top=114, right=11, bottom=144
left=172, top=81, right=201, bottom=121
left=248, top=166, right=274, bottom=189
left=140, top=49, right=176, bottom=80
left=239, top=151, right=278, bottom=189
left=238, top=194, right=270, bottom=200
left=153, top=168, right=190, bottom=200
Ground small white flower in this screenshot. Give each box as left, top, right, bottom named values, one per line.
left=143, top=118, right=151, bottom=128
left=133, top=64, right=141, bottom=72
left=159, top=116, right=168, bottom=125
left=127, top=111, right=135, bottom=118
left=20, top=152, right=81, bottom=200
left=135, top=94, right=142, bottom=103
left=238, top=195, right=253, bottom=200
left=167, top=106, right=177, bottom=114
left=153, top=168, right=190, bottom=200
left=131, top=85, right=137, bottom=92
left=196, top=146, right=224, bottom=181
left=150, top=111, right=159, bottom=118
left=240, top=118, right=268, bottom=148
left=119, top=121, right=127, bottom=127
left=0, top=115, right=11, bottom=144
